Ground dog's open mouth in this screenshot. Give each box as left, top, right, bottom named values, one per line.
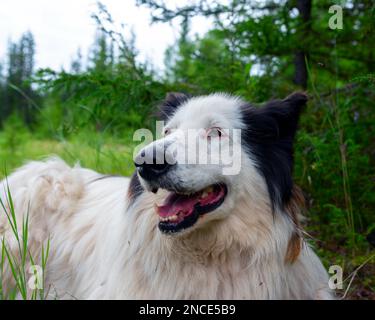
left=155, top=184, right=227, bottom=234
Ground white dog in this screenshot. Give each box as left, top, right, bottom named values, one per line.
left=0, top=92, right=333, bottom=299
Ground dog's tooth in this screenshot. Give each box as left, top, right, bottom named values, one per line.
left=201, top=191, right=208, bottom=198
left=206, top=186, right=214, bottom=193
left=159, top=215, right=178, bottom=222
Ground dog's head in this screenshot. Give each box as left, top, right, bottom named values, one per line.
left=132, top=92, right=307, bottom=235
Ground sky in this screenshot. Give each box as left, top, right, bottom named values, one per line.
left=0, top=0, right=212, bottom=73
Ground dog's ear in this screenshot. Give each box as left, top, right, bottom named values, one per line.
left=243, top=92, right=308, bottom=143
left=260, top=92, right=308, bottom=141
left=241, top=92, right=308, bottom=209
left=157, top=92, right=190, bottom=121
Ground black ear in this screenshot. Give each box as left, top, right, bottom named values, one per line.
left=240, top=92, right=308, bottom=210
left=157, top=92, right=190, bottom=121
left=271, top=92, right=307, bottom=139
left=255, top=92, right=308, bottom=142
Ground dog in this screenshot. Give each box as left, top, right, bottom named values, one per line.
left=0, top=92, right=333, bottom=299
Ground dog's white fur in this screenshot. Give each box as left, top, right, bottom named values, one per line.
left=0, top=94, right=333, bottom=299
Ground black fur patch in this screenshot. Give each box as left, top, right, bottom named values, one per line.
left=157, top=92, right=190, bottom=121
left=240, top=92, right=308, bottom=210
left=127, top=172, right=144, bottom=206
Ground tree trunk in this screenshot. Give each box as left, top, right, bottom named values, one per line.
left=294, top=0, right=312, bottom=89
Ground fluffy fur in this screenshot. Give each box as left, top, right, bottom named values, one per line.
left=0, top=93, right=333, bottom=299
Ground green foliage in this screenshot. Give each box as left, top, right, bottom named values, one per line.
left=295, top=87, right=375, bottom=247
left=32, top=25, right=166, bottom=136
left=34, top=65, right=162, bottom=134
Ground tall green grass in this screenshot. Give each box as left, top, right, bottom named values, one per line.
left=0, top=181, right=50, bottom=300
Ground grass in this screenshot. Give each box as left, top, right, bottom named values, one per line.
left=0, top=129, right=136, bottom=180
left=0, top=180, right=50, bottom=300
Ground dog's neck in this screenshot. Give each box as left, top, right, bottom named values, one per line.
left=127, top=190, right=296, bottom=266
left=115, top=187, right=305, bottom=299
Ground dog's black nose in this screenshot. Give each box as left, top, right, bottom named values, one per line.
left=135, top=155, right=171, bottom=180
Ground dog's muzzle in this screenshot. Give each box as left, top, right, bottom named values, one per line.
left=135, top=154, right=172, bottom=181
left=134, top=142, right=176, bottom=182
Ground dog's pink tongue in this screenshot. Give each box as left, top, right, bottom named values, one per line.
left=157, top=193, right=198, bottom=218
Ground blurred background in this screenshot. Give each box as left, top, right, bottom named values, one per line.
left=0, top=0, right=374, bottom=299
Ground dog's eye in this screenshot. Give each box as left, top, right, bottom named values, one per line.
left=164, top=128, right=171, bottom=136
left=206, top=127, right=223, bottom=139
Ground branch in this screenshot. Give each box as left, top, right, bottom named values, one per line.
left=136, top=0, right=282, bottom=23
